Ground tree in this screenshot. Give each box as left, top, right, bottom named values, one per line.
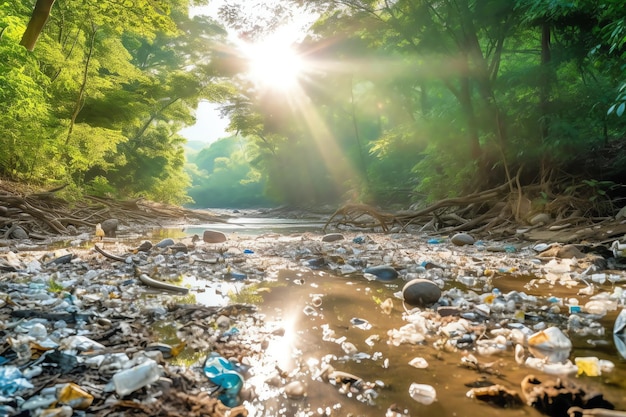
left=20, top=0, right=55, bottom=51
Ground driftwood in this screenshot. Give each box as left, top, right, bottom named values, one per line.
left=0, top=181, right=227, bottom=239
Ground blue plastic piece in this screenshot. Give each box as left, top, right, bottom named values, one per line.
left=204, top=352, right=243, bottom=407
left=0, top=366, right=34, bottom=396
left=243, top=249, right=254, bottom=254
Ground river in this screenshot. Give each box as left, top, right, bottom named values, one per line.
left=162, top=216, right=626, bottom=417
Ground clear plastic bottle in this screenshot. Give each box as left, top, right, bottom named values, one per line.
left=408, top=383, right=437, bottom=405
left=112, top=359, right=161, bottom=397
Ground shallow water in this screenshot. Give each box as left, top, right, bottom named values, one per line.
left=151, top=217, right=626, bottom=416
left=185, top=217, right=327, bottom=236
left=242, top=269, right=626, bottom=417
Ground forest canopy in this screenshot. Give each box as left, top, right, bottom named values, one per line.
left=1, top=0, right=626, bottom=211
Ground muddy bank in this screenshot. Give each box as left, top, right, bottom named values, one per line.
left=1, top=224, right=626, bottom=417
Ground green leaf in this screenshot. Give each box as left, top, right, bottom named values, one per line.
left=617, top=102, right=625, bottom=117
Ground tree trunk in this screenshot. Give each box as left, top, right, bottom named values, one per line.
left=66, top=23, right=98, bottom=146
left=539, top=21, right=551, bottom=142
left=20, top=0, right=56, bottom=51
left=458, top=76, right=482, bottom=160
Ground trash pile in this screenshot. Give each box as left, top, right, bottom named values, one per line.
left=0, top=224, right=625, bottom=417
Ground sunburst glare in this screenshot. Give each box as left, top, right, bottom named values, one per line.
left=240, top=35, right=305, bottom=92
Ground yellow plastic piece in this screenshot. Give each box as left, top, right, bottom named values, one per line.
left=575, top=356, right=601, bottom=377
left=58, top=382, right=94, bottom=410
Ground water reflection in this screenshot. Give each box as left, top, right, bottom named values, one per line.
left=183, top=217, right=327, bottom=236
left=243, top=269, right=626, bottom=417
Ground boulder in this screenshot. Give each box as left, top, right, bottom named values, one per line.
left=322, top=233, right=345, bottom=242
left=203, top=230, right=227, bottom=243
left=155, top=238, right=175, bottom=248
left=10, top=226, right=28, bottom=239
left=450, top=233, right=475, bottom=246
left=402, top=279, right=442, bottom=307
left=101, top=218, right=119, bottom=237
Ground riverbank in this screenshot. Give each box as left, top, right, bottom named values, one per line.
left=1, top=223, right=626, bottom=417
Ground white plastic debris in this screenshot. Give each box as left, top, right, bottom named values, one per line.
left=112, top=359, right=161, bottom=397
left=527, top=327, right=572, bottom=350
left=408, top=357, right=429, bottom=369
left=524, top=357, right=578, bottom=376
left=408, top=383, right=437, bottom=405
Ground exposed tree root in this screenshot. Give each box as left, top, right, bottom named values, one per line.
left=323, top=177, right=626, bottom=244
left=1, top=181, right=227, bottom=240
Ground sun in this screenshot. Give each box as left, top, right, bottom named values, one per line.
left=241, top=36, right=304, bottom=92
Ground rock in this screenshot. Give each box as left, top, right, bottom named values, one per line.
left=402, top=279, right=442, bottom=307
left=203, top=230, right=227, bottom=243
left=134, top=241, right=153, bottom=252
left=155, top=238, right=175, bottom=248
left=529, top=213, right=551, bottom=226
left=284, top=380, right=307, bottom=399
left=364, top=265, right=398, bottom=281
left=451, top=233, right=475, bottom=246
left=170, top=243, right=188, bottom=254
left=101, top=219, right=119, bottom=237
left=538, top=244, right=584, bottom=259
left=437, top=306, right=461, bottom=317
left=556, top=244, right=585, bottom=259
left=10, top=226, right=28, bottom=239
left=322, top=233, right=344, bottom=242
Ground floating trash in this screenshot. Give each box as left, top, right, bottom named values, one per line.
left=408, top=383, right=437, bottom=405
left=408, top=357, right=429, bottom=369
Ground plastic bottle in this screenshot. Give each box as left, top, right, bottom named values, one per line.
left=409, top=383, right=437, bottom=405
left=112, top=359, right=161, bottom=397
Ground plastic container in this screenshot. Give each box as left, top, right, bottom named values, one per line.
left=112, top=359, right=161, bottom=397
left=57, top=382, right=94, bottom=409
left=409, top=383, right=437, bottom=405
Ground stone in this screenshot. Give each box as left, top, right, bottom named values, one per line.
left=203, top=230, right=227, bottom=243
left=322, top=233, right=344, bottom=242
left=101, top=219, right=119, bottom=237
left=10, top=226, right=28, bottom=239
left=155, top=238, right=175, bottom=248
left=538, top=244, right=584, bottom=259
left=450, top=233, right=475, bottom=246
left=364, top=265, right=398, bottom=281
left=529, top=213, right=551, bottom=226
left=402, top=279, right=442, bottom=307
left=437, top=306, right=461, bottom=317
left=284, top=380, right=307, bottom=399
left=170, top=243, right=188, bottom=254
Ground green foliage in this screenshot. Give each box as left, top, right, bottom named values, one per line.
left=187, top=137, right=269, bottom=208
left=3, top=0, right=626, bottom=210
left=85, top=175, right=117, bottom=197
left=608, top=83, right=626, bottom=117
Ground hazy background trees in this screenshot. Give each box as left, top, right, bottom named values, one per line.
left=2, top=0, right=625, bottom=208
